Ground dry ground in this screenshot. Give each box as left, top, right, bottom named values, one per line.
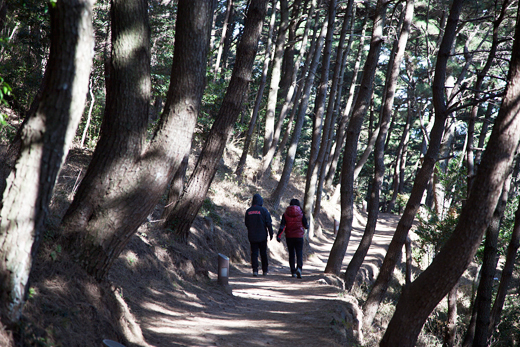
left=104, top=209, right=400, bottom=347
left=0, top=119, right=405, bottom=346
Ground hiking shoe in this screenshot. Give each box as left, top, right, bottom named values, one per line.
left=253, top=271, right=258, bottom=277
left=263, top=271, right=268, bottom=276
left=292, top=273, right=297, bottom=278
left=296, top=268, right=302, bottom=279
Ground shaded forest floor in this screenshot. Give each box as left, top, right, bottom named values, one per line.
left=0, top=111, right=483, bottom=346
left=15, top=142, right=411, bottom=347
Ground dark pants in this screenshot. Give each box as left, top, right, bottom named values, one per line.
left=250, top=240, right=268, bottom=272
left=286, top=237, right=304, bottom=274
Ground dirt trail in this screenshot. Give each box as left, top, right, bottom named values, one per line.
left=124, top=212, right=401, bottom=347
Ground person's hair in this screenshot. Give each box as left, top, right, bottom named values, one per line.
left=289, top=198, right=300, bottom=207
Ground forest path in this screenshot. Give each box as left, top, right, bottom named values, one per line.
left=132, top=212, right=401, bottom=347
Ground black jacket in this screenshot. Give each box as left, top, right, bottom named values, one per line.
left=245, top=194, right=273, bottom=243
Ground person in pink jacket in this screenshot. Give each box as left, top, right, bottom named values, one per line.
left=276, top=199, right=309, bottom=278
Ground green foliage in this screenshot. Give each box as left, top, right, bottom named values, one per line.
left=395, top=193, right=409, bottom=213
left=0, top=77, right=16, bottom=141
left=492, top=293, right=520, bottom=345
left=415, top=206, right=459, bottom=261
left=0, top=0, right=50, bottom=111
left=200, top=198, right=221, bottom=225
left=0, top=76, right=12, bottom=104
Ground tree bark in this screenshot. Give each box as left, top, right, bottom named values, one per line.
left=303, top=0, right=336, bottom=238
left=324, top=13, right=368, bottom=192
left=270, top=13, right=326, bottom=210
left=488, top=194, right=520, bottom=334
left=472, top=175, right=512, bottom=346
left=363, top=0, right=462, bottom=327
left=313, top=0, right=355, bottom=219
left=344, top=0, right=413, bottom=290
left=213, top=0, right=234, bottom=80
left=324, top=0, right=390, bottom=275
left=165, top=0, right=269, bottom=242
left=61, top=0, right=214, bottom=280
left=0, top=0, right=94, bottom=328
left=467, top=0, right=508, bottom=193
left=443, top=283, right=459, bottom=347
left=257, top=0, right=316, bottom=180
left=381, top=2, right=520, bottom=343
left=387, top=51, right=415, bottom=213
left=261, top=0, right=288, bottom=157
left=235, top=0, right=277, bottom=180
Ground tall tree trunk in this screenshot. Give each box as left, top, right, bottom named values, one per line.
left=257, top=0, right=316, bottom=180
left=235, top=0, right=277, bottom=179
left=467, top=0, right=508, bottom=193
left=313, top=0, right=355, bottom=219
left=476, top=101, right=494, bottom=165
left=444, top=282, right=459, bottom=347
left=387, top=52, right=415, bottom=213
left=363, top=0, right=462, bottom=327
left=344, top=0, right=413, bottom=290
left=165, top=0, right=269, bottom=242
left=472, top=173, right=513, bottom=346
left=275, top=6, right=321, bottom=161
left=270, top=14, right=327, bottom=210
left=213, top=0, right=234, bottom=80
left=261, top=0, right=289, bottom=157
left=278, top=0, right=302, bottom=100
left=353, top=117, right=379, bottom=182
left=381, top=2, right=520, bottom=343
left=488, top=194, right=520, bottom=334
left=324, top=0, right=390, bottom=275
left=0, top=0, right=94, bottom=330
left=324, top=13, right=368, bottom=191
left=303, top=0, right=336, bottom=238
left=221, top=2, right=236, bottom=71
left=61, top=0, right=214, bottom=280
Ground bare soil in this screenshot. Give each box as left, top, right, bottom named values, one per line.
left=104, top=210, right=399, bottom=347
left=1, top=130, right=404, bottom=347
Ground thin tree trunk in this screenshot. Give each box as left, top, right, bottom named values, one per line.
left=476, top=100, right=494, bottom=165
left=221, top=3, right=235, bottom=71
left=488, top=194, right=520, bottom=334
left=0, top=0, right=94, bottom=329
left=262, top=0, right=289, bottom=156
left=387, top=94, right=413, bottom=213
left=467, top=0, right=508, bottom=193
left=322, top=2, right=356, bottom=190
left=278, top=0, right=302, bottom=100
left=165, top=0, right=269, bottom=242
left=313, top=0, right=355, bottom=219
left=213, top=0, right=233, bottom=80
left=324, top=13, right=368, bottom=191
left=363, top=0, right=462, bottom=327
left=324, top=0, right=390, bottom=275
left=257, top=0, right=317, bottom=180
left=235, top=0, right=277, bottom=179
left=472, top=172, right=513, bottom=346
left=303, top=0, right=336, bottom=238
left=443, top=283, right=459, bottom=347
left=270, top=15, right=327, bottom=210
left=380, top=2, right=520, bottom=343
left=80, top=77, right=95, bottom=148
left=405, top=235, right=412, bottom=285
left=353, top=116, right=378, bottom=183
left=344, top=0, right=413, bottom=290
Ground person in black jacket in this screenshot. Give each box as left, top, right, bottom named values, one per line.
left=276, top=198, right=309, bottom=278
left=245, top=193, right=274, bottom=276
